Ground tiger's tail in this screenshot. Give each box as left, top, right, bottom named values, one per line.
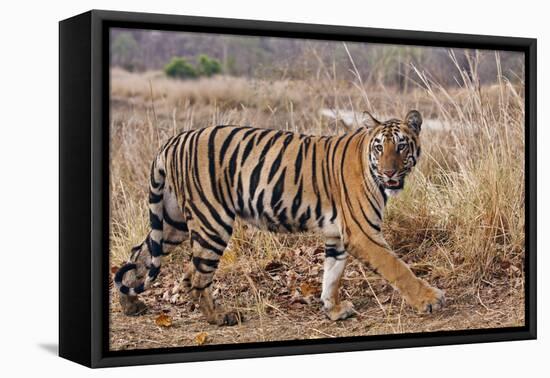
left=114, top=153, right=166, bottom=296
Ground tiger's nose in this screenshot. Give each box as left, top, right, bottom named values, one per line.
left=383, top=169, right=396, bottom=177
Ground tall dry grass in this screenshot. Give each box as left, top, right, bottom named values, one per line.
left=109, top=51, right=525, bottom=345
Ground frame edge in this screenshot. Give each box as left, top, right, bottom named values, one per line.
left=59, top=11, right=93, bottom=368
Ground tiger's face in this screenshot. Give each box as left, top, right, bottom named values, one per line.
left=365, top=110, right=422, bottom=195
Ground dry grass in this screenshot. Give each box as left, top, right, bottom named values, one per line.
left=109, top=52, right=525, bottom=350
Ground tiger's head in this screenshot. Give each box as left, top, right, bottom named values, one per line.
left=364, top=110, right=422, bottom=196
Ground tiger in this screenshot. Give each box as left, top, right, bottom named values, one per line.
left=114, top=110, right=445, bottom=325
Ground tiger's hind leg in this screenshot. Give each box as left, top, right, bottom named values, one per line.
left=118, top=242, right=150, bottom=316
left=119, top=189, right=189, bottom=316
left=321, top=237, right=355, bottom=321
left=186, top=219, right=241, bottom=326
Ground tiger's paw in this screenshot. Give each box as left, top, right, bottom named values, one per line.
left=120, top=294, right=148, bottom=316
left=209, top=310, right=242, bottom=326
left=411, top=285, right=446, bottom=314
left=324, top=300, right=355, bottom=321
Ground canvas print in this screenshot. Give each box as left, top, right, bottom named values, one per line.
left=109, top=28, right=526, bottom=351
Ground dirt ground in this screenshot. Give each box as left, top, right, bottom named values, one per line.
left=109, top=236, right=524, bottom=351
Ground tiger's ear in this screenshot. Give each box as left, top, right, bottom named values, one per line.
left=405, top=110, right=422, bottom=134
left=363, top=111, right=381, bottom=129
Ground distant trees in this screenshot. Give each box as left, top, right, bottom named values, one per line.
left=164, top=54, right=222, bottom=79
left=111, top=32, right=140, bottom=71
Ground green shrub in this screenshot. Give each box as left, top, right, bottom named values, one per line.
left=196, top=54, right=222, bottom=77
left=164, top=57, right=197, bottom=79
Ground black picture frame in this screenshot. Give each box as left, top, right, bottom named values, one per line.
left=59, top=9, right=537, bottom=368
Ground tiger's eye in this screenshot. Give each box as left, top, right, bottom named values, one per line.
left=397, top=144, right=407, bottom=152
left=375, top=145, right=383, bottom=152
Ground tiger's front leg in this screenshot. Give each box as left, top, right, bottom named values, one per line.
left=321, top=237, right=355, bottom=321
left=348, top=234, right=445, bottom=314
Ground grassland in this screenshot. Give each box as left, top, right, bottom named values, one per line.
left=108, top=54, right=525, bottom=350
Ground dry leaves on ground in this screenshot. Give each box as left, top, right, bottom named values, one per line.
left=155, top=314, right=173, bottom=327
left=194, top=332, right=208, bottom=345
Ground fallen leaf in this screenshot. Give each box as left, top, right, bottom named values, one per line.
left=194, top=332, right=208, bottom=345
left=155, top=314, right=173, bottom=327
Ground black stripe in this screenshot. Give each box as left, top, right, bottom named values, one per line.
left=187, top=201, right=220, bottom=236
left=149, top=211, right=162, bottom=230
left=219, top=126, right=248, bottom=165
left=240, top=133, right=257, bottom=165
left=134, top=283, right=145, bottom=294
left=248, top=198, right=256, bottom=218
left=192, top=256, right=219, bottom=273
left=255, top=128, right=273, bottom=145
left=191, top=230, right=225, bottom=256
left=236, top=175, right=244, bottom=214
left=367, top=194, right=382, bottom=220
left=150, top=161, right=161, bottom=189
left=216, top=179, right=236, bottom=219
left=223, top=170, right=236, bottom=209
left=330, top=135, right=346, bottom=174
left=163, top=239, right=182, bottom=245
left=359, top=206, right=381, bottom=232
left=208, top=126, right=221, bottom=202
left=163, top=209, right=188, bottom=232
left=276, top=208, right=292, bottom=232
left=268, top=134, right=293, bottom=183
left=294, top=143, right=303, bottom=184
left=249, top=131, right=283, bottom=200
left=200, top=226, right=229, bottom=249
left=114, top=263, right=137, bottom=284
left=298, top=206, right=311, bottom=231
left=330, top=199, right=338, bottom=222
left=148, top=265, right=161, bottom=279
left=150, top=239, right=163, bottom=257
left=228, top=143, right=241, bottom=186
left=270, top=167, right=287, bottom=209
left=256, top=189, right=265, bottom=217
left=325, top=247, right=346, bottom=258
left=291, top=178, right=303, bottom=218
left=317, top=215, right=325, bottom=228
left=149, top=191, right=163, bottom=204
left=303, top=136, right=311, bottom=157
left=241, top=128, right=258, bottom=140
